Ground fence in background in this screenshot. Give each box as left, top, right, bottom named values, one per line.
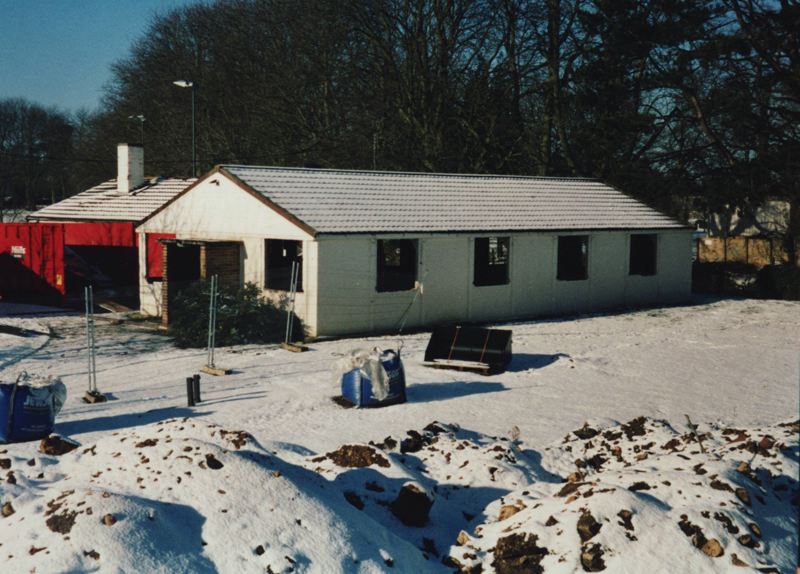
left=696, top=236, right=798, bottom=267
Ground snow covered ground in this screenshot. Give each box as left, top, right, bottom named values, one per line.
left=0, top=297, right=797, bottom=573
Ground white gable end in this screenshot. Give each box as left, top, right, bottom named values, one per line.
left=137, top=173, right=313, bottom=240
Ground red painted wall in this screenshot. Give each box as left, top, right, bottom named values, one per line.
left=63, top=222, right=136, bottom=247
left=0, top=221, right=140, bottom=300
left=0, top=223, right=66, bottom=298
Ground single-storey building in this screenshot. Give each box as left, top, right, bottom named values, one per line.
left=136, top=166, right=692, bottom=336
left=2, top=144, right=196, bottom=301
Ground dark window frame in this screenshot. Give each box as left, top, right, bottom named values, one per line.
left=629, top=233, right=658, bottom=276
left=265, top=239, right=303, bottom=292
left=376, top=239, right=418, bottom=292
left=474, top=236, right=510, bottom=286
left=556, top=235, right=589, bottom=281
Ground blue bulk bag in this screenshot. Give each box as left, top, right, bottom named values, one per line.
left=341, top=349, right=406, bottom=408
left=0, top=373, right=66, bottom=443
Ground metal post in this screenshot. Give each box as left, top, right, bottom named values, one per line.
left=85, top=286, right=92, bottom=393
left=206, top=276, right=214, bottom=368
left=192, top=374, right=201, bottom=403
left=90, top=287, right=97, bottom=393
left=81, top=285, right=107, bottom=403
left=191, top=85, right=196, bottom=176
left=284, top=261, right=298, bottom=344
left=206, top=275, right=218, bottom=369
left=291, top=261, right=298, bottom=340
left=85, top=285, right=98, bottom=394
left=211, top=275, right=218, bottom=364
left=186, top=377, right=195, bottom=407
left=173, top=80, right=196, bottom=176
left=290, top=261, right=298, bottom=342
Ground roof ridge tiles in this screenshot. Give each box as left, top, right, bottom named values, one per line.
left=222, top=164, right=597, bottom=182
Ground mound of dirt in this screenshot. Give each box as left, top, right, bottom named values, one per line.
left=444, top=416, right=798, bottom=573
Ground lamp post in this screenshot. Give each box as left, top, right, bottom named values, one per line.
left=173, top=80, right=196, bottom=176
left=127, top=114, right=145, bottom=146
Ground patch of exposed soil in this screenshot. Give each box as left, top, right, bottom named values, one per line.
left=219, top=429, right=250, bottom=449
left=204, top=454, right=224, bottom=470
left=46, top=510, right=78, bottom=534
left=39, top=435, right=79, bottom=456
left=574, top=424, right=600, bottom=440
left=628, top=481, right=651, bottom=492
left=621, top=417, right=647, bottom=440
left=344, top=491, right=364, bottom=510
left=492, top=533, right=548, bottom=574
left=322, top=445, right=390, bottom=468
left=577, top=511, right=602, bottom=542
left=581, top=543, right=606, bottom=572
left=390, top=484, right=432, bottom=527
left=135, top=438, right=158, bottom=448
left=617, top=510, right=634, bottom=531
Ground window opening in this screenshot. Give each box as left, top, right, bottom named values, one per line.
left=557, top=235, right=589, bottom=281
left=474, top=236, right=510, bottom=286
left=376, top=239, right=417, bottom=292
left=265, top=239, right=303, bottom=291
left=629, top=234, right=657, bottom=276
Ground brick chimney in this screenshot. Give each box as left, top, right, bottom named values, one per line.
left=117, top=143, right=145, bottom=193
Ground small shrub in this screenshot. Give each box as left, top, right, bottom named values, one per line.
left=693, top=262, right=800, bottom=300
left=756, top=264, right=800, bottom=300
left=168, top=280, right=304, bottom=348
left=692, top=262, right=760, bottom=296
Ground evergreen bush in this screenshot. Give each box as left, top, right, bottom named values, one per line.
left=168, top=280, right=304, bottom=348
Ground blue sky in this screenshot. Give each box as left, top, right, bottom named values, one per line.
left=0, top=0, right=197, bottom=113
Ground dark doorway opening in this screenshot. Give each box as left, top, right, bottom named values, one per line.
left=161, top=240, right=242, bottom=325
left=166, top=243, right=201, bottom=320
left=629, top=234, right=657, bottom=276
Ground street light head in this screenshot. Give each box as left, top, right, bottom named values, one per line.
left=173, top=80, right=193, bottom=88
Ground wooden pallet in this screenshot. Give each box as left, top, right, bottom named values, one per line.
left=96, top=300, right=134, bottom=313
left=422, top=358, right=494, bottom=376
left=281, top=342, right=309, bottom=353
left=82, top=390, right=107, bottom=404
left=201, top=365, right=231, bottom=376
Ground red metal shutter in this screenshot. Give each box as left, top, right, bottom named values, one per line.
left=146, top=233, right=175, bottom=279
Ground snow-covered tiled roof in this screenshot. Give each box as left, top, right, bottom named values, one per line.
left=29, top=178, right=196, bottom=223
left=222, top=166, right=685, bottom=234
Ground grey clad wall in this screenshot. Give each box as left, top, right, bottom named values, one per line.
left=315, top=229, right=692, bottom=336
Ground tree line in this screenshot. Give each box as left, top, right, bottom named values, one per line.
left=1, top=0, right=797, bottom=254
